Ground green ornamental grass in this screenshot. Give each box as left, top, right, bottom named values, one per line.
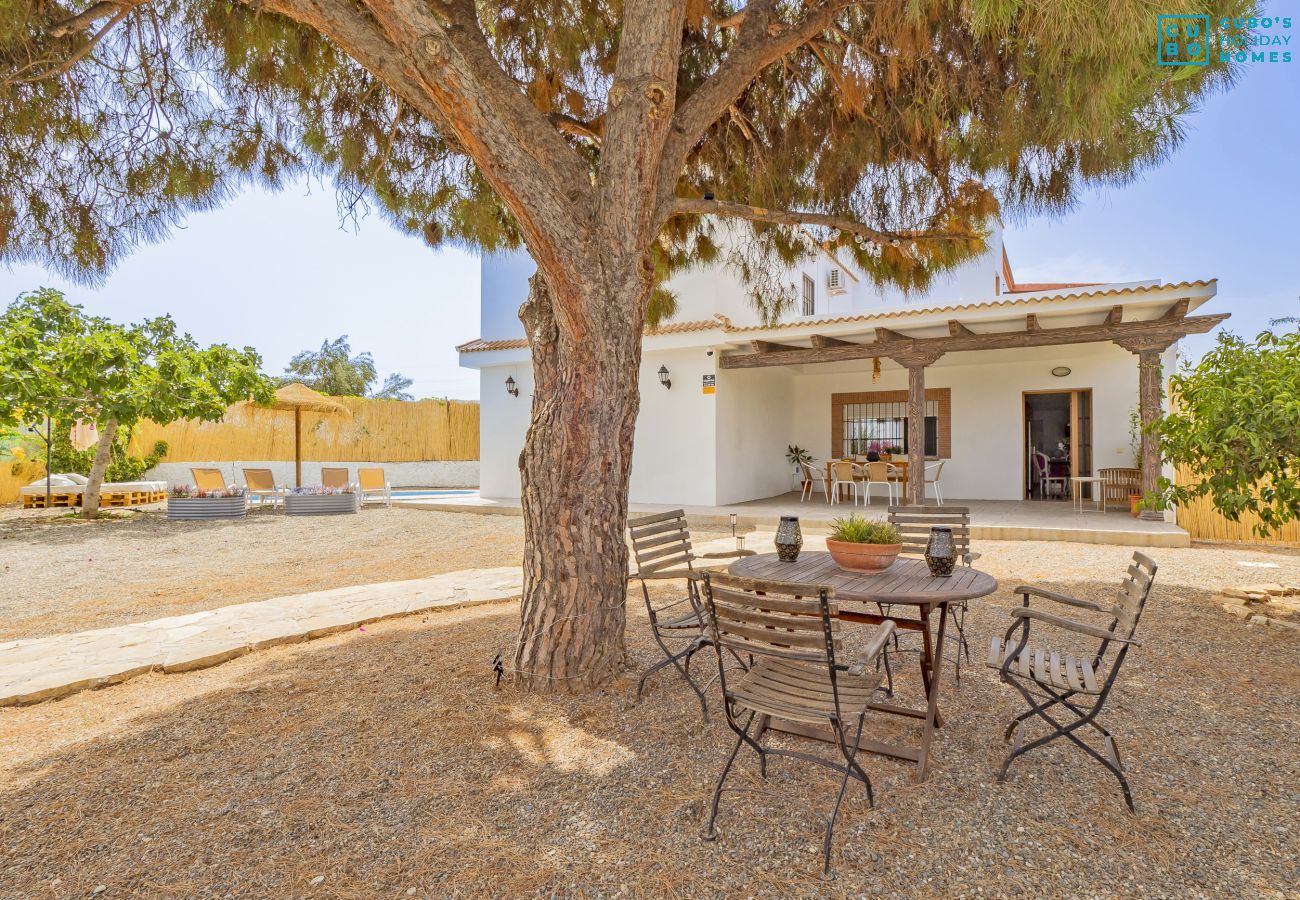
left=828, top=515, right=901, bottom=545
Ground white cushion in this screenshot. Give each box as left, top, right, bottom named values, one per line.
left=28, top=474, right=76, bottom=487
left=64, top=473, right=89, bottom=485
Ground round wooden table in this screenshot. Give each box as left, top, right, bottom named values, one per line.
left=728, top=552, right=998, bottom=781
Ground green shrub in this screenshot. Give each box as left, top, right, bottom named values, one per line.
left=48, top=424, right=167, bottom=482
left=828, top=515, right=901, bottom=545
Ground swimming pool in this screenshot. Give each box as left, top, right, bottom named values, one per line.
left=391, top=489, right=477, bottom=499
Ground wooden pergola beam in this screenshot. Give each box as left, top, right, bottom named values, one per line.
left=810, top=334, right=856, bottom=349
left=948, top=320, right=974, bottom=337
left=1025, top=313, right=1041, bottom=332
left=1106, top=305, right=1123, bottom=326
left=875, top=327, right=908, bottom=342
left=749, top=339, right=803, bottom=353
left=719, top=312, right=1229, bottom=369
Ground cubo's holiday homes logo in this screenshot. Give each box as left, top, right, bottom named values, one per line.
left=1158, top=14, right=1293, bottom=66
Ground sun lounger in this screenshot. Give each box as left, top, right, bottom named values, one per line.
left=191, top=468, right=230, bottom=494
left=242, top=468, right=286, bottom=506
left=321, top=467, right=350, bottom=489
left=357, top=467, right=391, bottom=508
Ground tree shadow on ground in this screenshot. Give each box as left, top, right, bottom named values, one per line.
left=0, top=568, right=1297, bottom=897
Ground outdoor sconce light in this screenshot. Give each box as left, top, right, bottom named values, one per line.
left=1051, top=366, right=1072, bottom=378
left=505, top=375, right=519, bottom=397
left=657, top=365, right=672, bottom=390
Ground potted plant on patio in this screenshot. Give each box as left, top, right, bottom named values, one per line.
left=166, top=484, right=248, bottom=520
left=786, top=445, right=814, bottom=490
left=825, top=514, right=903, bottom=573
left=284, top=485, right=360, bottom=516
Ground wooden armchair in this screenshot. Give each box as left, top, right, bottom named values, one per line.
left=987, top=551, right=1158, bottom=811
left=700, top=571, right=895, bottom=872
left=627, top=509, right=753, bottom=721
left=1099, top=467, right=1140, bottom=509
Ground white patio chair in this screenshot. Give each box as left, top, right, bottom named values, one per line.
left=829, top=460, right=860, bottom=505
left=923, top=461, right=945, bottom=506
left=800, top=461, right=829, bottom=503
left=861, top=461, right=896, bottom=506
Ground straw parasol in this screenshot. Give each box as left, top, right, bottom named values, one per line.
left=262, top=383, right=350, bottom=487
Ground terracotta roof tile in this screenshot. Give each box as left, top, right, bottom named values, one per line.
left=458, top=281, right=1216, bottom=350
left=721, top=280, right=1217, bottom=334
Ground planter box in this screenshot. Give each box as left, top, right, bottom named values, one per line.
left=284, top=493, right=360, bottom=516
left=167, top=496, right=248, bottom=520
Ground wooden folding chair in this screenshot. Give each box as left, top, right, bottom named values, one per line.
left=700, top=571, right=895, bottom=872
left=626, top=509, right=752, bottom=721
left=988, top=551, right=1158, bottom=811
left=878, top=506, right=979, bottom=690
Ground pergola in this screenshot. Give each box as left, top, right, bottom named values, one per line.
left=719, top=297, right=1228, bottom=514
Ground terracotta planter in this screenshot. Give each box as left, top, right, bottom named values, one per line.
left=826, top=539, right=902, bottom=573
left=1129, top=494, right=1142, bottom=517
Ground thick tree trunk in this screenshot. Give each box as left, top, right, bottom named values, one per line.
left=512, top=271, right=648, bottom=692
left=81, top=418, right=118, bottom=520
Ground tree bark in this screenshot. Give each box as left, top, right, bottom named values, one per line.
left=81, top=417, right=117, bottom=520
left=905, top=364, right=925, bottom=505
left=512, top=270, right=647, bottom=691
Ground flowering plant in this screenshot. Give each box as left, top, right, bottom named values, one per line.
left=169, top=484, right=246, bottom=498
left=290, top=485, right=355, bottom=495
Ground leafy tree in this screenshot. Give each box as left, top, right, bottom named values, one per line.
left=1154, top=326, right=1300, bottom=536
left=0, top=0, right=1251, bottom=687
left=373, top=372, right=415, bottom=402
left=281, top=335, right=414, bottom=399
left=0, top=288, right=273, bottom=518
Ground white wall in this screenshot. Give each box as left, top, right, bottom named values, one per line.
left=146, top=460, right=478, bottom=489
left=481, top=250, right=533, bottom=341
left=630, top=348, right=719, bottom=504
left=478, top=363, right=533, bottom=498
left=791, top=342, right=1145, bottom=501
left=715, top=366, right=795, bottom=504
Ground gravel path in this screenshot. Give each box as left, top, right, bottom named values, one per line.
left=0, top=518, right=1296, bottom=897
left=0, top=506, right=527, bottom=641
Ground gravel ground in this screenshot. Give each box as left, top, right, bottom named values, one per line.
left=0, top=519, right=1296, bottom=897
left=0, top=505, right=528, bottom=641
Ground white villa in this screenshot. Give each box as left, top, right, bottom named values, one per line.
left=458, top=221, right=1221, bottom=518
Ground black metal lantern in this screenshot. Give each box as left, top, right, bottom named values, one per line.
left=657, top=365, right=671, bottom=389
left=775, top=516, right=803, bottom=562
left=505, top=376, right=519, bottom=397
left=925, top=527, right=956, bottom=577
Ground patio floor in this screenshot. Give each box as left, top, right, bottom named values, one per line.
left=400, top=490, right=1190, bottom=548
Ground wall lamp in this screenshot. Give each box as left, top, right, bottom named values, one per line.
left=657, top=365, right=672, bottom=390
left=505, top=375, right=519, bottom=397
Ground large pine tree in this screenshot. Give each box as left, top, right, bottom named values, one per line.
left=1, top=0, right=1249, bottom=689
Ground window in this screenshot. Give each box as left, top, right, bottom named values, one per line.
left=802, top=273, right=815, bottom=316
left=831, top=389, right=951, bottom=459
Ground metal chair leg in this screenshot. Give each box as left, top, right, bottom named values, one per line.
left=704, top=711, right=754, bottom=840
left=824, top=715, right=871, bottom=873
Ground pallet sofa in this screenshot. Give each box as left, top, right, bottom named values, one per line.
left=20, top=474, right=168, bottom=509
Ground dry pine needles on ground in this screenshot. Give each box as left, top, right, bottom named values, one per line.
left=0, top=514, right=1297, bottom=897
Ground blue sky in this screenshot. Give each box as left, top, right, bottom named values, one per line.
left=1, top=54, right=1295, bottom=400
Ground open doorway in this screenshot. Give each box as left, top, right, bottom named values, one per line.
left=1024, top=390, right=1092, bottom=500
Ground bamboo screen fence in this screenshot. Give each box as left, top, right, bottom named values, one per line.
left=124, top=397, right=480, bottom=463
left=1172, top=465, right=1300, bottom=546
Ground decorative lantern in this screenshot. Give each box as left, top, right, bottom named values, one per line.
left=925, top=527, right=956, bottom=577
left=775, top=516, right=803, bottom=562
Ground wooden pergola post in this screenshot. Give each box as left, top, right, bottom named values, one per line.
left=1114, top=338, right=1174, bottom=521
left=891, top=350, right=943, bottom=506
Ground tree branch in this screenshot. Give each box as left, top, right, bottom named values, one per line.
left=47, top=0, right=144, bottom=38
left=668, top=197, right=975, bottom=243
left=657, top=0, right=859, bottom=204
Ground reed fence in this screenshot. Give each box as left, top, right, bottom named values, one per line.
left=1174, top=465, right=1300, bottom=546
left=1, top=461, right=47, bottom=505
left=125, top=397, right=479, bottom=463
